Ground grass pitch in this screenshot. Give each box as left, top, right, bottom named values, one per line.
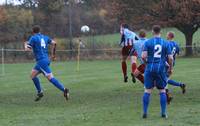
left=0, top=58, right=200, bottom=126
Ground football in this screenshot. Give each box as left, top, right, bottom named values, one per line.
left=81, top=25, right=90, bottom=33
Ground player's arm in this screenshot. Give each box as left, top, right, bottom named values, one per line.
left=24, top=41, right=32, bottom=51
left=142, top=41, right=148, bottom=64
left=24, top=33, right=33, bottom=51
left=142, top=51, right=147, bottom=64
left=119, top=24, right=125, bottom=46
left=167, top=43, right=174, bottom=75
left=167, top=54, right=173, bottom=76
left=119, top=34, right=125, bottom=46
left=50, top=39, right=56, bottom=61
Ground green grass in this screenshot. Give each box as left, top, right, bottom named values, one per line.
left=0, top=58, right=200, bottom=126
left=57, top=28, right=200, bottom=49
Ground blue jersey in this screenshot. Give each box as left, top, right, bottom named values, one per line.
left=28, top=33, right=52, bottom=61
left=134, top=38, right=148, bottom=64
left=168, top=41, right=179, bottom=66
left=143, top=37, right=172, bottom=72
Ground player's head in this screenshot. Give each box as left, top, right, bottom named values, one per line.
left=122, top=23, right=129, bottom=29
left=32, top=25, right=41, bottom=34
left=167, top=31, right=175, bottom=40
left=152, top=25, right=161, bottom=35
left=139, top=29, right=146, bottom=38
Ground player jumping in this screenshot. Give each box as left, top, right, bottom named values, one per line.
left=24, top=25, right=70, bottom=101
left=120, top=24, right=139, bottom=83
left=142, top=25, right=173, bottom=118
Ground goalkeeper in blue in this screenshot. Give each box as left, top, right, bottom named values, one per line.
left=142, top=25, right=173, bottom=119
left=24, top=25, right=69, bottom=101
left=166, top=31, right=186, bottom=94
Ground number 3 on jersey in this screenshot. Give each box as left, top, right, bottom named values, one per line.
left=154, top=44, right=162, bottom=58
left=41, top=38, right=46, bottom=48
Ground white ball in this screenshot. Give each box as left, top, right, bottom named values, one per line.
left=81, top=25, right=90, bottom=33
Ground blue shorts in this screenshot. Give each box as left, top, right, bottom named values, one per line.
left=33, top=59, right=51, bottom=76
left=144, top=71, right=168, bottom=89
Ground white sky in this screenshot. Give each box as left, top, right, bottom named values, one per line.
left=0, top=0, right=21, bottom=5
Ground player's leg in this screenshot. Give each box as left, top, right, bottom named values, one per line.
left=142, top=89, right=152, bottom=118
left=130, top=54, right=137, bottom=83
left=121, top=47, right=128, bottom=82
left=46, top=73, right=69, bottom=100
left=39, top=60, right=70, bottom=100
left=31, top=64, right=43, bottom=101
left=142, top=71, right=153, bottom=118
left=134, top=64, right=145, bottom=84
left=156, top=72, right=168, bottom=118
left=159, top=89, right=167, bottom=118
left=168, top=79, right=186, bottom=94
left=165, top=85, right=173, bottom=105
left=165, top=67, right=173, bottom=104
left=31, top=69, right=42, bottom=93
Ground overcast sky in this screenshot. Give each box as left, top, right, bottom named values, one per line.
left=0, top=0, right=21, bottom=5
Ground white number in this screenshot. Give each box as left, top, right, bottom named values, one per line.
left=41, top=38, right=46, bottom=48
left=154, top=44, right=162, bottom=58
left=172, top=47, right=176, bottom=55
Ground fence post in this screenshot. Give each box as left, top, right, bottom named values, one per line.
left=1, top=48, right=5, bottom=75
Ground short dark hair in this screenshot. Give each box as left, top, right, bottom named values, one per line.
left=152, top=25, right=161, bottom=34
left=139, top=29, right=146, bottom=38
left=122, top=23, right=129, bottom=29
left=32, top=25, right=40, bottom=33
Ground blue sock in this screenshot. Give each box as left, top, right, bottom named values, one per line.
left=32, top=77, right=42, bottom=93
left=168, top=79, right=182, bottom=87
left=143, top=92, right=150, bottom=115
left=160, top=92, right=167, bottom=115
left=49, top=78, right=65, bottom=92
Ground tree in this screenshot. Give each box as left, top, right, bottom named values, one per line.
left=0, top=7, right=33, bottom=45
left=110, top=0, right=200, bottom=56
left=18, top=0, right=38, bottom=9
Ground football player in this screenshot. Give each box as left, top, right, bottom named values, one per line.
left=120, top=24, right=139, bottom=83
left=142, top=25, right=173, bottom=118
left=24, top=25, right=69, bottom=101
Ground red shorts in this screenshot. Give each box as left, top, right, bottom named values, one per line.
left=137, top=64, right=146, bottom=73
left=122, top=46, right=137, bottom=57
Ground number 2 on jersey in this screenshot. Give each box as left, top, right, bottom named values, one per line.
left=154, top=44, right=162, bottom=58
left=41, top=38, right=46, bottom=48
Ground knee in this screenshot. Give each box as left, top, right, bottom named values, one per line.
left=46, top=74, right=53, bottom=81
left=30, top=75, right=34, bottom=79
left=145, top=89, right=152, bottom=94
left=131, top=56, right=137, bottom=63
left=134, top=70, right=140, bottom=76
left=122, top=56, right=127, bottom=62
left=122, top=58, right=126, bottom=62
left=160, top=89, right=166, bottom=93
left=30, top=73, right=36, bottom=79
left=31, top=70, right=39, bottom=79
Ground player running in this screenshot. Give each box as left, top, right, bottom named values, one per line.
left=166, top=31, right=186, bottom=93
left=24, top=25, right=69, bottom=101
left=142, top=25, right=173, bottom=119
left=120, top=24, right=139, bottom=83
